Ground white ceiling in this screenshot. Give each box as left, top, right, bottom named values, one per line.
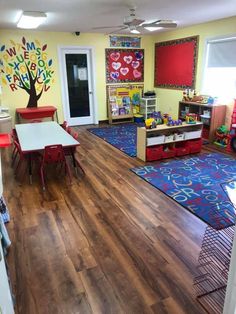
left=0, top=0, right=236, bottom=34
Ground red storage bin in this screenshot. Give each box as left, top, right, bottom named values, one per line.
left=202, top=127, right=209, bottom=139
left=186, top=139, right=202, bottom=153
left=175, top=142, right=190, bottom=156
left=162, top=146, right=176, bottom=159
left=146, top=145, right=163, bottom=161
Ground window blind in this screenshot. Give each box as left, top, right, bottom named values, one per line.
left=207, top=37, right=236, bottom=67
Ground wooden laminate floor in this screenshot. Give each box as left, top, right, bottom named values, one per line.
left=3, top=126, right=232, bottom=314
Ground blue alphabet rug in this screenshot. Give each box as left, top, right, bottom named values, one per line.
left=88, top=123, right=143, bottom=157
left=131, top=153, right=236, bottom=230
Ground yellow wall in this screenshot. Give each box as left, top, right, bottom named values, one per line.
left=152, top=16, right=236, bottom=119
left=0, top=29, right=154, bottom=123
left=1, top=15, right=235, bottom=124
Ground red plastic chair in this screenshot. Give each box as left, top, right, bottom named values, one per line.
left=61, top=121, right=68, bottom=130
left=11, top=129, right=19, bottom=166
left=13, top=140, right=25, bottom=174
left=63, top=131, right=85, bottom=175
left=40, top=144, right=72, bottom=190
left=67, top=127, right=72, bottom=135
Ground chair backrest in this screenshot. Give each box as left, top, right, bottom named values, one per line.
left=72, top=131, right=78, bottom=140
left=61, top=121, right=68, bottom=130
left=13, top=140, right=24, bottom=157
left=67, top=127, right=72, bottom=134
left=11, top=129, right=18, bottom=141
left=43, top=144, right=66, bottom=164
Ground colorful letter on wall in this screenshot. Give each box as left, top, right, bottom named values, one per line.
left=0, top=37, right=55, bottom=108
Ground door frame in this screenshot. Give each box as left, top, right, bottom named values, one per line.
left=58, top=45, right=98, bottom=125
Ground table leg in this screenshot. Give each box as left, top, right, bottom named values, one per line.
left=55, top=110, right=59, bottom=123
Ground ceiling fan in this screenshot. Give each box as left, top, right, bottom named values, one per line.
left=92, top=8, right=177, bottom=34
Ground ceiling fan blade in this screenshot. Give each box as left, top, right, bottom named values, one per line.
left=142, top=20, right=177, bottom=28
left=128, top=18, right=145, bottom=26
left=92, top=25, right=124, bottom=30
left=107, top=27, right=128, bottom=35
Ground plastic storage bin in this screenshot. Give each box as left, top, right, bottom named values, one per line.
left=146, top=145, right=163, bottom=161
left=174, top=133, right=185, bottom=141
left=147, top=135, right=165, bottom=146
left=162, top=146, right=176, bottom=159
left=165, top=134, right=174, bottom=143
left=186, top=139, right=202, bottom=153
left=0, top=113, right=12, bottom=134
left=184, top=130, right=202, bottom=140
left=175, top=142, right=190, bottom=156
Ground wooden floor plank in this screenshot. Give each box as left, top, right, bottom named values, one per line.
left=2, top=126, right=229, bottom=314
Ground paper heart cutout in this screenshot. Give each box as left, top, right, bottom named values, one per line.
left=110, top=52, right=120, bottom=61
left=131, top=61, right=140, bottom=69
left=110, top=71, right=119, bottom=79
left=120, top=67, right=129, bottom=76
left=112, top=62, right=121, bottom=70
left=133, top=69, right=142, bottom=78
left=124, top=56, right=133, bottom=64
left=135, top=51, right=143, bottom=60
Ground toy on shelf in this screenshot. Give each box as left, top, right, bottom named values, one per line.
left=145, top=118, right=156, bottom=129
left=166, top=116, right=182, bottom=126
left=186, top=113, right=198, bottom=124
left=162, top=113, right=169, bottom=124
left=214, top=125, right=229, bottom=147
left=150, top=111, right=163, bottom=125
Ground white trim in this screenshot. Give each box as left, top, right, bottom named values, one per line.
left=224, top=228, right=236, bottom=314
left=57, top=45, right=98, bottom=125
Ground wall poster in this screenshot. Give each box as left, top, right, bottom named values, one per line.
left=106, top=48, right=144, bottom=83
left=109, top=36, right=141, bottom=48
left=154, top=36, right=199, bottom=90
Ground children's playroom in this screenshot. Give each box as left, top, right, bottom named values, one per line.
left=0, top=4, right=236, bottom=314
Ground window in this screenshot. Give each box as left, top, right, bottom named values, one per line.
left=202, top=36, right=236, bottom=103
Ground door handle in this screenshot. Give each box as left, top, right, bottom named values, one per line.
left=89, top=91, right=93, bottom=94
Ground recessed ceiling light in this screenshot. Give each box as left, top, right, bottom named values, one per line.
left=17, top=11, right=47, bottom=29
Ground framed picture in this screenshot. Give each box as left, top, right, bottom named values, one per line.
left=154, top=36, right=199, bottom=89
left=106, top=48, right=144, bottom=83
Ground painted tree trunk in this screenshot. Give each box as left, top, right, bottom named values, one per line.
left=27, top=85, right=38, bottom=108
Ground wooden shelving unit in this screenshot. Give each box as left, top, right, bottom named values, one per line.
left=178, top=101, right=226, bottom=142
left=137, top=122, right=203, bottom=162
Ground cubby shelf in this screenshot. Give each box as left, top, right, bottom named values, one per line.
left=137, top=121, right=203, bottom=162
left=178, top=101, right=226, bottom=142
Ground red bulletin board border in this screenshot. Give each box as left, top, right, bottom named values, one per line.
left=106, top=48, right=144, bottom=83
left=154, top=36, right=199, bottom=90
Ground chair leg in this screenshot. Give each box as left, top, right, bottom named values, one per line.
left=40, top=166, right=46, bottom=190
left=72, top=152, right=85, bottom=175
left=65, top=161, right=72, bottom=183
left=11, top=149, right=19, bottom=167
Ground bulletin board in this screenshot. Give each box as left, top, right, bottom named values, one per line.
left=106, top=49, right=144, bottom=83
left=154, top=36, right=199, bottom=89
left=107, top=84, right=144, bottom=124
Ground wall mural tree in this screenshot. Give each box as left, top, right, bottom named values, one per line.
left=0, top=37, right=54, bottom=108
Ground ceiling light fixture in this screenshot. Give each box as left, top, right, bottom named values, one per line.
left=129, top=25, right=140, bottom=34
left=17, top=11, right=47, bottom=29
left=144, top=26, right=161, bottom=32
